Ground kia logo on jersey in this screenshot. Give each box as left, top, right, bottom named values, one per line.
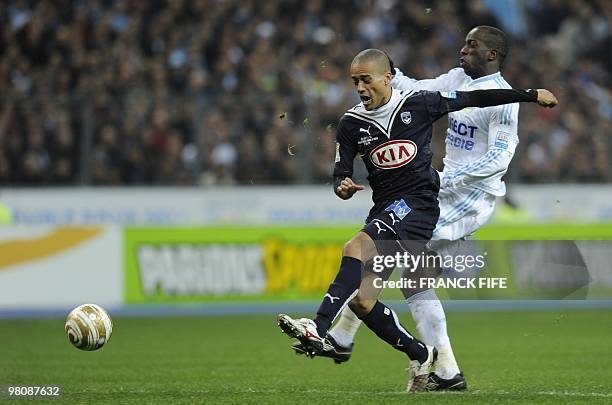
left=369, top=140, right=417, bottom=169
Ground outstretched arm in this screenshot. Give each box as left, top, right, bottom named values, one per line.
left=426, top=89, right=557, bottom=122
left=448, top=89, right=558, bottom=111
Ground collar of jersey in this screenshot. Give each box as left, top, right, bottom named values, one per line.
left=468, top=71, right=502, bottom=87
left=344, top=88, right=413, bottom=138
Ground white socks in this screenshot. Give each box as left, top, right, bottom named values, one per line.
left=408, top=289, right=460, bottom=379
left=328, top=306, right=362, bottom=348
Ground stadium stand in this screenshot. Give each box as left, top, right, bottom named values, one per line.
left=0, top=0, right=609, bottom=185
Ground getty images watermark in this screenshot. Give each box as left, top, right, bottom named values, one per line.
left=370, top=250, right=508, bottom=290
left=361, top=240, right=599, bottom=299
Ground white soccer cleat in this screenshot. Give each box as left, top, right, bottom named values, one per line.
left=406, top=345, right=438, bottom=393
left=277, top=314, right=329, bottom=356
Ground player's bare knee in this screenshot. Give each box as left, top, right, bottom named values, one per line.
left=343, top=232, right=377, bottom=261
left=343, top=233, right=367, bottom=259
left=349, top=294, right=375, bottom=317
left=342, top=239, right=360, bottom=259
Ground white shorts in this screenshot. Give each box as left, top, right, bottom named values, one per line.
left=431, top=187, right=496, bottom=242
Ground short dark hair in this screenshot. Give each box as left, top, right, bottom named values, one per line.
left=352, top=49, right=391, bottom=75
left=475, top=26, right=509, bottom=68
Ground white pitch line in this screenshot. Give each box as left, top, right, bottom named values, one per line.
left=68, top=388, right=612, bottom=398
left=536, top=391, right=612, bottom=398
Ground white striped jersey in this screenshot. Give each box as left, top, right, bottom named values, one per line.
left=392, top=68, right=519, bottom=197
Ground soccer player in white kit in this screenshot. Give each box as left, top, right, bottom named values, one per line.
left=293, top=26, right=527, bottom=391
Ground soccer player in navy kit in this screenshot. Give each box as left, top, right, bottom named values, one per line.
left=278, top=48, right=557, bottom=392
left=297, top=26, right=539, bottom=391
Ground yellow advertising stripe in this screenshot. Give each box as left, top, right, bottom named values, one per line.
left=0, top=227, right=102, bottom=270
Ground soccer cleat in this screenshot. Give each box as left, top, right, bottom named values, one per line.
left=277, top=314, right=334, bottom=356
left=290, top=335, right=353, bottom=364
left=425, top=372, right=468, bottom=391
left=406, top=345, right=438, bottom=393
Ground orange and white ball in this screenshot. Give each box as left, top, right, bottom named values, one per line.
left=65, top=304, right=113, bottom=351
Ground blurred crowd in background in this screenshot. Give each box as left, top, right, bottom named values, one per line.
left=0, top=0, right=610, bottom=186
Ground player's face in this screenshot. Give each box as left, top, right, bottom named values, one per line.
left=350, top=61, right=392, bottom=110
left=459, top=29, right=490, bottom=79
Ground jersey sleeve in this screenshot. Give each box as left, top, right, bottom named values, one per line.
left=332, top=117, right=357, bottom=179
left=391, top=68, right=465, bottom=92
left=441, top=104, right=520, bottom=189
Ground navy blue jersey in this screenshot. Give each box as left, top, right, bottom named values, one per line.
left=334, top=89, right=480, bottom=204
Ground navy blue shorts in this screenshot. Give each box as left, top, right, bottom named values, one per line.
left=362, top=196, right=439, bottom=256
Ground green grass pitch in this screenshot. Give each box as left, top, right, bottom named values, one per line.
left=2, top=309, right=612, bottom=404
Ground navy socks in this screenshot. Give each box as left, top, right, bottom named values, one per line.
left=360, top=301, right=428, bottom=362
left=314, top=256, right=362, bottom=337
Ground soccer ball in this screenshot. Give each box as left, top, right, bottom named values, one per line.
left=65, top=304, right=113, bottom=351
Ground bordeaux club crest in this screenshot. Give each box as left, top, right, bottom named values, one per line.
left=400, top=111, right=412, bottom=125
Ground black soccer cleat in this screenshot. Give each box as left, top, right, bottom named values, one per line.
left=425, top=371, right=468, bottom=391
left=291, top=334, right=353, bottom=364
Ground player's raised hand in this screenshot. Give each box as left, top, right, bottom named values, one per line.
left=535, top=89, right=558, bottom=108
left=337, top=177, right=365, bottom=199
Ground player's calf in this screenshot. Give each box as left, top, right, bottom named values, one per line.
left=358, top=301, right=432, bottom=369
